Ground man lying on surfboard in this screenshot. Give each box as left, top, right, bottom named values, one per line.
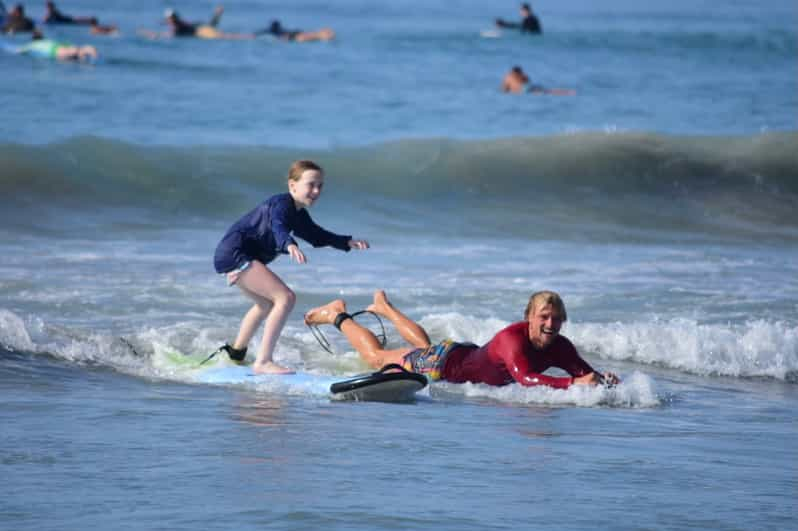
left=254, top=20, right=335, bottom=42
left=305, top=290, right=619, bottom=389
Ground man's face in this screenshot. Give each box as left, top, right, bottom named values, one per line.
left=527, top=303, right=563, bottom=349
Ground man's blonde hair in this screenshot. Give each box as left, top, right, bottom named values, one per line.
left=524, top=291, right=567, bottom=321
left=287, top=160, right=323, bottom=182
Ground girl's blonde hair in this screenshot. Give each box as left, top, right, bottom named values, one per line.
left=287, top=160, right=323, bottom=182
left=524, top=291, right=568, bottom=321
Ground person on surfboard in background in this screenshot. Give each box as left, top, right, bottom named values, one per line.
left=495, top=3, right=542, bottom=34
left=305, top=290, right=619, bottom=388
left=42, top=1, right=94, bottom=25
left=10, top=27, right=98, bottom=61
left=138, top=5, right=236, bottom=39
left=255, top=19, right=335, bottom=42
left=213, top=160, right=370, bottom=374
left=88, top=17, right=118, bottom=36
left=501, top=65, right=576, bottom=95
left=2, top=3, right=35, bottom=33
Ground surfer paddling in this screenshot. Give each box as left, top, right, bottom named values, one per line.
left=213, top=160, right=369, bottom=374
left=495, top=3, right=542, bottom=34
left=305, top=290, right=619, bottom=388
left=501, top=66, right=576, bottom=95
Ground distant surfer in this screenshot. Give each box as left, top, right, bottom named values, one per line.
left=88, top=17, right=118, bottom=36
left=8, top=28, right=97, bottom=61
left=2, top=3, right=35, bottom=34
left=138, top=6, right=251, bottom=40
left=305, top=290, right=619, bottom=389
left=501, top=66, right=576, bottom=95
left=42, top=1, right=93, bottom=25
left=213, top=160, right=370, bottom=374
left=255, top=20, right=335, bottom=42
left=495, top=3, right=542, bottom=34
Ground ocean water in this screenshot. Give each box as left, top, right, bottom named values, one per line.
left=2, top=1, right=797, bottom=530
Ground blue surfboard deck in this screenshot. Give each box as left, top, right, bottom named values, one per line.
left=195, top=364, right=427, bottom=402
left=197, top=365, right=336, bottom=389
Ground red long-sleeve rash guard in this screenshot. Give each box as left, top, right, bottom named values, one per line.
left=442, top=322, right=594, bottom=389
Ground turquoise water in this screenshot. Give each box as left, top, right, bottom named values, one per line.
left=1, top=1, right=797, bottom=529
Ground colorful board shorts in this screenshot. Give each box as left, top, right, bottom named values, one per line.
left=401, top=339, right=463, bottom=381
left=22, top=39, right=60, bottom=58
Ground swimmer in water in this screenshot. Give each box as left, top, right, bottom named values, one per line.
left=501, top=66, right=576, bottom=95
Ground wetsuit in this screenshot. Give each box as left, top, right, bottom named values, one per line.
left=2, top=13, right=34, bottom=33
left=256, top=21, right=300, bottom=40
left=171, top=18, right=198, bottom=37
left=440, top=322, right=594, bottom=389
left=44, top=8, right=75, bottom=24
left=171, top=10, right=223, bottom=38
left=213, top=192, right=351, bottom=274
left=497, top=14, right=542, bottom=34
left=521, top=14, right=542, bottom=33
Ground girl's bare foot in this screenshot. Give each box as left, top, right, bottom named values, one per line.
left=366, top=290, right=392, bottom=315
left=304, top=299, right=347, bottom=325
left=252, top=360, right=295, bottom=375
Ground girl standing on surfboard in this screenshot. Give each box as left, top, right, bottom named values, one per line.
left=213, top=160, right=369, bottom=374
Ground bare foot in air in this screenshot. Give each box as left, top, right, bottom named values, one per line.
left=304, top=299, right=347, bottom=325
left=366, top=290, right=392, bottom=316
left=252, top=360, right=295, bottom=375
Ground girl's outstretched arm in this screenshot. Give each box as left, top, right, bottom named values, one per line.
left=293, top=209, right=351, bottom=250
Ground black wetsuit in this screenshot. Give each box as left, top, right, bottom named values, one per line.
left=44, top=8, right=75, bottom=24
left=1, top=13, right=34, bottom=33
left=171, top=19, right=198, bottom=37
left=497, top=14, right=542, bottom=34
left=521, top=14, right=542, bottom=33
left=170, top=10, right=222, bottom=37
left=256, top=21, right=300, bottom=40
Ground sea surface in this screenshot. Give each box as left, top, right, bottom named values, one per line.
left=2, top=1, right=797, bottom=530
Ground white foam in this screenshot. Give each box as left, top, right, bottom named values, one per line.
left=434, top=371, right=659, bottom=408
left=418, top=313, right=510, bottom=345
left=571, top=318, right=798, bottom=379
left=0, top=310, right=35, bottom=351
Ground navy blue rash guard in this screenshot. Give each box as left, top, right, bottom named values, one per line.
left=214, top=193, right=352, bottom=274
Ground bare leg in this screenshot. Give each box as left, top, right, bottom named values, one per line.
left=208, top=5, right=224, bottom=27
left=294, top=28, right=335, bottom=42
left=56, top=46, right=97, bottom=61
left=304, top=299, right=413, bottom=369
left=366, top=290, right=430, bottom=348
left=78, top=46, right=98, bottom=60
left=233, top=301, right=272, bottom=351
left=234, top=261, right=295, bottom=374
